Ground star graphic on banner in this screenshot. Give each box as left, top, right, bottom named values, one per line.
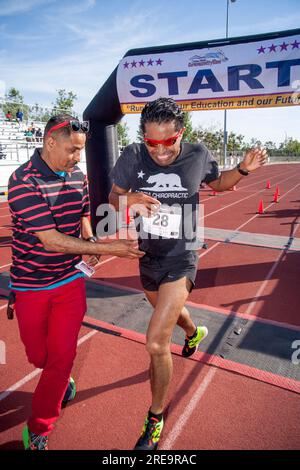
left=147, top=59, right=154, bottom=66
left=131, top=60, right=137, bottom=67
left=279, top=42, right=289, bottom=51
left=257, top=46, right=266, bottom=54
left=269, top=44, right=277, bottom=52
left=156, top=58, right=163, bottom=65
left=123, top=61, right=129, bottom=69
left=291, top=40, right=300, bottom=49
left=137, top=170, right=145, bottom=179
left=139, top=59, right=145, bottom=67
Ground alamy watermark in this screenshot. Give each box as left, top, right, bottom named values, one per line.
left=0, top=340, right=6, bottom=365
left=95, top=198, right=205, bottom=251
left=291, top=340, right=300, bottom=365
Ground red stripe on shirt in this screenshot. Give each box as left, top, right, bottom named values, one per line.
left=51, top=200, right=83, bottom=211
left=41, top=189, right=83, bottom=198
left=12, top=254, right=80, bottom=267
left=11, top=269, right=80, bottom=288
left=12, top=203, right=49, bottom=215
left=23, top=223, right=56, bottom=233
left=9, top=183, right=36, bottom=193
left=9, top=192, right=42, bottom=203
left=54, top=208, right=82, bottom=218
left=23, top=210, right=53, bottom=222
left=37, top=181, right=83, bottom=189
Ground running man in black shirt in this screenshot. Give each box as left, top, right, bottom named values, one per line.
left=109, top=98, right=267, bottom=450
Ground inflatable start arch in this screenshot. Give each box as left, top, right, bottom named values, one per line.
left=83, top=28, right=300, bottom=231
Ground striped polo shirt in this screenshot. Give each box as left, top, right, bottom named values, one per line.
left=8, top=148, right=90, bottom=289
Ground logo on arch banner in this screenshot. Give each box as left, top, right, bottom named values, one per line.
left=188, top=50, right=229, bottom=67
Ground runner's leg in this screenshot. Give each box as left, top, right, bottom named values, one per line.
left=145, top=277, right=191, bottom=414
left=145, top=285, right=196, bottom=337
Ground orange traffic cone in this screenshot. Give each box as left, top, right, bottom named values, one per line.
left=273, top=191, right=279, bottom=203
left=266, top=181, right=271, bottom=189
left=258, top=200, right=264, bottom=214
left=276, top=185, right=280, bottom=196
left=211, top=190, right=217, bottom=196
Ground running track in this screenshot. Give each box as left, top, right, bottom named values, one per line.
left=0, top=163, right=300, bottom=450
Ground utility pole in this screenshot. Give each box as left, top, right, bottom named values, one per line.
left=223, top=0, right=236, bottom=166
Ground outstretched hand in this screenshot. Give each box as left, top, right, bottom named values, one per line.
left=242, top=147, right=268, bottom=172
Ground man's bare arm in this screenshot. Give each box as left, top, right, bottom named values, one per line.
left=34, top=229, right=144, bottom=259
left=209, top=147, right=267, bottom=192
left=80, top=215, right=94, bottom=240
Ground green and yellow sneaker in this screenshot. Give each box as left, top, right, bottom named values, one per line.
left=134, top=414, right=164, bottom=450
left=182, top=326, right=208, bottom=357
left=22, top=425, right=49, bottom=450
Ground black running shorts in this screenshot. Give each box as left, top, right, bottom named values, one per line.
left=139, top=251, right=199, bottom=292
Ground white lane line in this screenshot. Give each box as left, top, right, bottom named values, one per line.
left=235, top=181, right=300, bottom=233
left=198, top=179, right=300, bottom=260
left=0, top=330, right=97, bottom=403
left=95, top=255, right=117, bottom=267
left=245, top=219, right=300, bottom=317
left=204, top=172, right=297, bottom=219
left=160, top=368, right=217, bottom=450
left=0, top=262, right=11, bottom=269
left=0, top=369, right=43, bottom=403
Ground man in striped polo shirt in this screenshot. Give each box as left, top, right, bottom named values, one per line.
left=8, top=114, right=144, bottom=450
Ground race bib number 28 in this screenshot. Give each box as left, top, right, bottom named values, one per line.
left=142, top=206, right=181, bottom=239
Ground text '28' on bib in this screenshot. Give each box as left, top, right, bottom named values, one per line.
left=142, top=205, right=182, bottom=239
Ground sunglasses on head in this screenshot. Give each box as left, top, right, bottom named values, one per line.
left=47, top=120, right=90, bottom=137
left=144, top=129, right=183, bottom=148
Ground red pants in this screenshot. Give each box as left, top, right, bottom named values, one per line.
left=14, top=278, right=87, bottom=436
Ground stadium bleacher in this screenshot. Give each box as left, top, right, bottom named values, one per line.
left=0, top=120, right=46, bottom=162
left=0, top=119, right=87, bottom=189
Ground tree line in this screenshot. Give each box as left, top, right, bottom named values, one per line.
left=1, top=87, right=299, bottom=155
left=0, top=87, right=78, bottom=123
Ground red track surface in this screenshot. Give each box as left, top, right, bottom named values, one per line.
left=1, top=163, right=300, bottom=450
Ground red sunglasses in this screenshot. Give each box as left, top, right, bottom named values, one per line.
left=144, top=129, right=183, bottom=148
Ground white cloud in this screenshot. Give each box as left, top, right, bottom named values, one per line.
left=0, top=0, right=52, bottom=16
left=0, top=6, right=166, bottom=112
left=46, top=0, right=96, bottom=16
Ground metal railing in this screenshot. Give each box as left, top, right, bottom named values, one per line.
left=0, top=140, right=87, bottom=163
left=0, top=141, right=37, bottom=161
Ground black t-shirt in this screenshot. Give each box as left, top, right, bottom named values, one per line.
left=111, top=142, right=219, bottom=257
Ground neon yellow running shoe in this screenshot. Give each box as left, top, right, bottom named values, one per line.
left=134, top=414, right=164, bottom=450
left=182, top=326, right=208, bottom=357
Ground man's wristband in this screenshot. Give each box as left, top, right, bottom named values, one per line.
left=237, top=162, right=249, bottom=176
